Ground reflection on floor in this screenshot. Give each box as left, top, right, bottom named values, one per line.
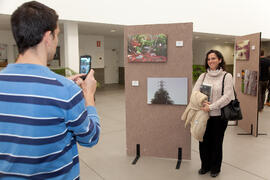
left=78, top=86, right=270, bottom=180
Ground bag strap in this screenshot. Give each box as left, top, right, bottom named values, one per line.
left=201, top=72, right=207, bottom=85
left=222, top=72, right=237, bottom=99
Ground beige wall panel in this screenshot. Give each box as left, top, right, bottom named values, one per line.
left=235, top=33, right=261, bottom=136
left=125, top=23, right=193, bottom=159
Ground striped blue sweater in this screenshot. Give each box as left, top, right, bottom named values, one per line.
left=0, top=64, right=100, bottom=180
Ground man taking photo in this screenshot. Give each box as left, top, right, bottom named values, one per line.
left=0, top=1, right=100, bottom=179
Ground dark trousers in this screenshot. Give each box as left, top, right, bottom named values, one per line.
left=199, top=116, right=228, bottom=173
left=258, top=81, right=268, bottom=111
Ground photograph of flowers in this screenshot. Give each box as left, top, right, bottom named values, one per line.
left=235, top=40, right=250, bottom=60
left=128, top=34, right=167, bottom=63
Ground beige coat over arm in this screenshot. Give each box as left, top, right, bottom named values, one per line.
left=181, top=91, right=209, bottom=142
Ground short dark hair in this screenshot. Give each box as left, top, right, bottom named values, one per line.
left=204, top=49, right=226, bottom=71
left=11, top=1, right=58, bottom=54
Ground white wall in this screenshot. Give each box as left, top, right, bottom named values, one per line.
left=0, top=30, right=65, bottom=68
left=193, top=40, right=234, bottom=65
left=104, top=37, right=124, bottom=67
left=104, top=37, right=123, bottom=84
left=0, top=30, right=15, bottom=45
left=0, top=30, right=106, bottom=69
left=0, top=30, right=16, bottom=64
left=0, top=0, right=269, bottom=38
left=79, top=35, right=104, bottom=69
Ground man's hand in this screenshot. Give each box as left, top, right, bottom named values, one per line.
left=67, top=74, right=85, bottom=82
left=68, top=74, right=85, bottom=91
left=68, top=71, right=96, bottom=107
left=81, top=69, right=97, bottom=106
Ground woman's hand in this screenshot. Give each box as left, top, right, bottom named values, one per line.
left=201, top=102, right=210, bottom=112
left=203, top=100, right=210, bottom=105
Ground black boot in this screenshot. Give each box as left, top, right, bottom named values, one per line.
left=198, top=169, right=210, bottom=175
left=210, top=172, right=220, bottom=177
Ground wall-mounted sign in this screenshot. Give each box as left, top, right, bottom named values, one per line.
left=176, top=41, right=183, bottom=47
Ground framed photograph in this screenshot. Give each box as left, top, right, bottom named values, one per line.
left=128, top=34, right=167, bottom=63
left=0, top=44, right=8, bottom=67
left=147, top=77, right=188, bottom=105
left=235, top=40, right=250, bottom=60
left=243, top=69, right=257, bottom=96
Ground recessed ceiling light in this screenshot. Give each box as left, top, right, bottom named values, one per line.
left=110, top=29, right=116, bottom=33
left=195, top=36, right=200, bottom=39
left=214, top=37, right=220, bottom=40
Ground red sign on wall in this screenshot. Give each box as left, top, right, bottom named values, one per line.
left=97, top=41, right=101, bottom=47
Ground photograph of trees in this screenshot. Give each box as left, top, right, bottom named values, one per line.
left=147, top=77, right=188, bottom=105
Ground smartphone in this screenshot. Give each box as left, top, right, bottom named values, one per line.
left=79, top=55, right=91, bottom=80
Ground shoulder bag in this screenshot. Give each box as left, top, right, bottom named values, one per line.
left=221, top=73, right=243, bottom=121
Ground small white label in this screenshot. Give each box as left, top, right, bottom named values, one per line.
left=132, top=80, right=139, bottom=86
left=176, top=41, right=183, bottom=47
left=237, top=73, right=241, bottom=77
left=251, top=45, right=255, bottom=50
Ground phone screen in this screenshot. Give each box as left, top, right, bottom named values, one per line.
left=80, top=56, right=91, bottom=74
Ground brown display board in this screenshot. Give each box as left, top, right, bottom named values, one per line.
left=125, top=23, right=193, bottom=159
left=235, top=33, right=261, bottom=136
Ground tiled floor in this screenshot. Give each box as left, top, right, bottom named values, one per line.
left=78, top=86, right=270, bottom=180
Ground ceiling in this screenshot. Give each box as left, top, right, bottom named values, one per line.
left=193, top=32, right=270, bottom=43
left=0, top=14, right=124, bottom=37
left=75, top=21, right=124, bottom=37
left=193, top=32, right=235, bottom=44
left=0, top=14, right=269, bottom=42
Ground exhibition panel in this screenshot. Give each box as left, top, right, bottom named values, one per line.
left=125, top=23, right=193, bottom=159
left=234, top=33, right=261, bottom=136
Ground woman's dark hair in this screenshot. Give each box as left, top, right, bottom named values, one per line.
left=11, top=1, right=58, bottom=54
left=204, top=49, right=226, bottom=71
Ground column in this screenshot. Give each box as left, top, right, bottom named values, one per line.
left=64, top=21, right=79, bottom=73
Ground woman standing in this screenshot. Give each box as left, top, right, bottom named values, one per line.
left=193, top=50, right=234, bottom=177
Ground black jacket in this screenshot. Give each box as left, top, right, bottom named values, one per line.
left=259, top=57, right=270, bottom=81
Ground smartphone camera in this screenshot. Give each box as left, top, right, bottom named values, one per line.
left=79, top=55, right=91, bottom=80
